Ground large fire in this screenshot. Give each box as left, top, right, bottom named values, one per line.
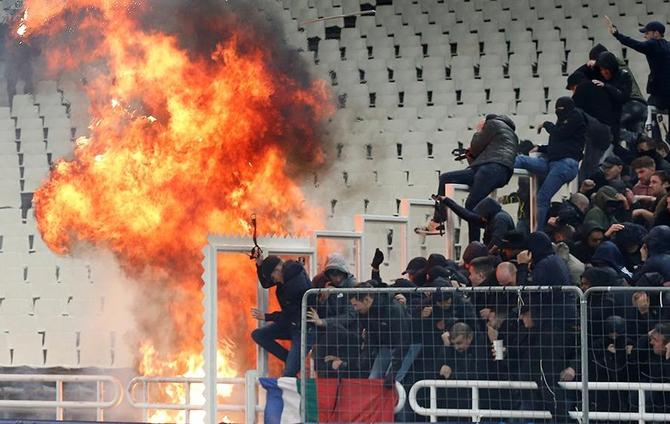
left=17, top=1, right=332, bottom=422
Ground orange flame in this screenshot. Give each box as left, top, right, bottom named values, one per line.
left=20, top=1, right=332, bottom=422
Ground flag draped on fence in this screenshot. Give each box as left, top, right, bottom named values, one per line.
left=259, top=377, right=397, bottom=423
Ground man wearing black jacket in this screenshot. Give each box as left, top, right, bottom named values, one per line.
left=567, top=71, right=618, bottom=180
left=515, top=97, right=585, bottom=231
left=350, top=281, right=417, bottom=384
left=607, top=17, right=670, bottom=112
left=595, top=51, right=634, bottom=140
left=416, top=114, right=518, bottom=239
left=251, top=255, right=312, bottom=377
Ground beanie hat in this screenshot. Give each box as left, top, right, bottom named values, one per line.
left=260, top=255, right=282, bottom=282
left=462, top=241, right=489, bottom=265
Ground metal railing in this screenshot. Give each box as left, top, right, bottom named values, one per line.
left=409, top=380, right=552, bottom=422
left=0, top=374, right=123, bottom=421
left=126, top=370, right=260, bottom=424
left=300, top=285, right=589, bottom=423
left=560, top=382, right=670, bottom=423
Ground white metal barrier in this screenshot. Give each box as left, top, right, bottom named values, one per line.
left=408, top=379, right=552, bottom=423
left=126, top=370, right=260, bottom=424
left=0, top=374, right=123, bottom=421
left=560, top=381, right=670, bottom=423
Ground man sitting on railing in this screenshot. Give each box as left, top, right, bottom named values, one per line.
left=251, top=255, right=312, bottom=377
left=514, top=97, right=586, bottom=232
left=415, top=114, right=518, bottom=238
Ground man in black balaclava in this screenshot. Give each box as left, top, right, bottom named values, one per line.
left=515, top=97, right=585, bottom=231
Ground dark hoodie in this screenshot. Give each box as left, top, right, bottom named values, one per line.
left=263, top=260, right=312, bottom=327
left=441, top=196, right=515, bottom=249
left=595, top=51, right=633, bottom=112
left=632, top=225, right=670, bottom=284
left=468, top=114, right=519, bottom=172
left=537, top=97, right=587, bottom=162
left=574, top=44, right=644, bottom=100
left=474, top=198, right=516, bottom=248
left=571, top=221, right=606, bottom=264
left=613, top=222, right=648, bottom=270
left=588, top=315, right=634, bottom=413
left=569, top=71, right=619, bottom=130
left=518, top=232, right=576, bottom=324
left=591, top=241, right=633, bottom=282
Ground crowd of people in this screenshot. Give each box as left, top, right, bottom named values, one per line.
left=250, top=18, right=670, bottom=422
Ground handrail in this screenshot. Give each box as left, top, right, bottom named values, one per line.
left=560, top=381, right=670, bottom=423
left=409, top=379, right=552, bottom=423
left=127, top=371, right=260, bottom=424
left=0, top=374, right=123, bottom=421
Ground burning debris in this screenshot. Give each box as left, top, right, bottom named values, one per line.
left=16, top=0, right=333, bottom=422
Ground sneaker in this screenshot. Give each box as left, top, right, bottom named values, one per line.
left=414, top=219, right=445, bottom=236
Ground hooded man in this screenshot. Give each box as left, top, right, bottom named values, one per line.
left=591, top=241, right=634, bottom=282
left=517, top=232, right=576, bottom=323
left=515, top=97, right=585, bottom=231
left=251, top=256, right=312, bottom=377
left=612, top=222, right=648, bottom=270
left=632, top=225, right=670, bottom=284
left=573, top=43, right=644, bottom=103
left=584, top=185, right=629, bottom=230
left=498, top=230, right=528, bottom=262
left=571, top=221, right=606, bottom=264
left=433, top=196, right=515, bottom=250
left=306, top=254, right=360, bottom=376
left=587, top=315, right=635, bottom=414
left=417, top=114, right=518, bottom=239
left=516, top=232, right=579, bottom=421
left=594, top=51, right=635, bottom=139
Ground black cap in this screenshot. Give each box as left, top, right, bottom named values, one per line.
left=602, top=155, right=624, bottom=168
left=402, top=256, right=428, bottom=275
left=640, top=21, right=665, bottom=35
left=260, top=255, right=282, bottom=282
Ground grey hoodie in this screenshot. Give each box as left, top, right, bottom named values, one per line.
left=324, top=253, right=357, bottom=287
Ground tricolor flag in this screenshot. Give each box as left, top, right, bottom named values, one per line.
left=259, top=377, right=397, bottom=423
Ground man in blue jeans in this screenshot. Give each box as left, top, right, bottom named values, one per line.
left=516, top=97, right=587, bottom=231
left=251, top=255, right=312, bottom=377
left=416, top=114, right=518, bottom=241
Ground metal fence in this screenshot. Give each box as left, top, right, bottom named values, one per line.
left=294, top=285, right=670, bottom=423
left=299, top=285, right=588, bottom=423
left=0, top=374, right=123, bottom=421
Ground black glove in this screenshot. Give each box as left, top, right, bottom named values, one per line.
left=541, top=121, right=555, bottom=133
left=371, top=248, right=384, bottom=269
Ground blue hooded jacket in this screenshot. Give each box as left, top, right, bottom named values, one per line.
left=591, top=241, right=632, bottom=282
